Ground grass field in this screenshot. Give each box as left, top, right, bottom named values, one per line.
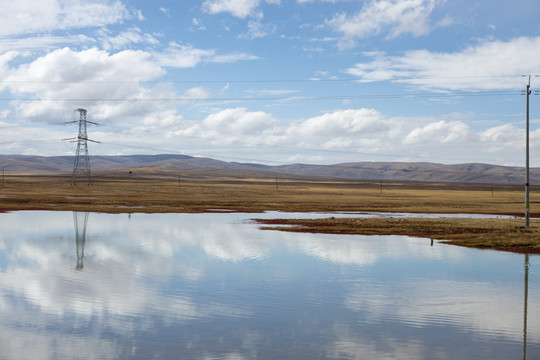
left=0, top=171, right=539, bottom=253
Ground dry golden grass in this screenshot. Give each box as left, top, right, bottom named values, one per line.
left=0, top=172, right=530, bottom=215
left=0, top=171, right=538, bottom=253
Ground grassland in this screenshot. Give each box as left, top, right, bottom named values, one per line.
left=0, top=170, right=539, bottom=253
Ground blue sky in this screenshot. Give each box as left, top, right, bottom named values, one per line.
left=1, top=0, right=540, bottom=165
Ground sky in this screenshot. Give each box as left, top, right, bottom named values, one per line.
left=1, top=0, right=540, bottom=166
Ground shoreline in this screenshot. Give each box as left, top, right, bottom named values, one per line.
left=1, top=174, right=539, bottom=253
left=253, top=217, right=540, bottom=255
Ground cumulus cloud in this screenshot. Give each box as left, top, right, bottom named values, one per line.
left=346, top=36, right=540, bottom=91
left=286, top=108, right=388, bottom=138
left=166, top=106, right=533, bottom=165
left=0, top=44, right=258, bottom=129
left=1, top=47, right=170, bottom=125
left=479, top=123, right=526, bottom=153
left=178, top=107, right=278, bottom=147
left=6, top=47, right=164, bottom=86
left=204, top=107, right=275, bottom=133
left=327, top=0, right=440, bottom=48
left=403, top=120, right=473, bottom=145
left=1, top=0, right=132, bottom=37
left=177, top=108, right=392, bottom=151
left=0, top=44, right=531, bottom=164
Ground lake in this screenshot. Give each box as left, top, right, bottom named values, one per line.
left=0, top=211, right=538, bottom=359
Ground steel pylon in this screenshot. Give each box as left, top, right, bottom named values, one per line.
left=70, top=108, right=97, bottom=185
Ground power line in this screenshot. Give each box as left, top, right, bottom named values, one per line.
left=0, top=90, right=519, bottom=103
left=0, top=74, right=525, bottom=85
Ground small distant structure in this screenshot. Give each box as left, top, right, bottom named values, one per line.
left=65, top=108, right=99, bottom=185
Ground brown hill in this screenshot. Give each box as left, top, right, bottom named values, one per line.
left=0, top=154, right=533, bottom=184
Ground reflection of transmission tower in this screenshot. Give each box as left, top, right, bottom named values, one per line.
left=73, top=211, right=89, bottom=271
left=66, top=108, right=99, bottom=185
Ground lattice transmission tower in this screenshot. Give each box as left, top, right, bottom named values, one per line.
left=66, top=108, right=99, bottom=185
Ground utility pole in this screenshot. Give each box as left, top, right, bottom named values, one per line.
left=523, top=75, right=540, bottom=228
left=65, top=108, right=99, bottom=185
left=525, top=76, right=531, bottom=228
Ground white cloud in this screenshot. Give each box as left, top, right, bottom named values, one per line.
left=199, top=107, right=276, bottom=138
left=202, top=0, right=281, bottom=18
left=6, top=47, right=164, bottom=85
left=155, top=43, right=259, bottom=68
left=239, top=20, right=276, bottom=39
left=247, top=89, right=299, bottom=96
left=211, top=52, right=260, bottom=63
left=479, top=123, right=524, bottom=153
left=1, top=47, right=169, bottom=126
left=0, top=0, right=132, bottom=37
left=327, top=0, right=439, bottom=48
left=346, top=36, right=540, bottom=91
left=403, top=120, right=472, bottom=144
left=140, top=109, right=183, bottom=128
left=155, top=44, right=215, bottom=68
left=167, top=107, right=533, bottom=165
left=179, top=107, right=393, bottom=152
left=0, top=35, right=93, bottom=52
left=287, top=108, right=389, bottom=138
left=159, top=7, right=171, bottom=17
left=0, top=46, right=258, bottom=156
left=191, top=18, right=207, bottom=31
left=99, top=28, right=160, bottom=50
left=202, top=0, right=262, bottom=18
left=297, top=0, right=344, bottom=3
left=182, top=87, right=211, bottom=100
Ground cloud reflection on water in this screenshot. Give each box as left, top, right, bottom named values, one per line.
left=0, top=211, right=537, bottom=359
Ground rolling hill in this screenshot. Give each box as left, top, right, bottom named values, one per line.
left=0, top=154, right=534, bottom=184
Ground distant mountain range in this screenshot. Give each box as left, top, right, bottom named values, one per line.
left=0, top=154, right=535, bottom=184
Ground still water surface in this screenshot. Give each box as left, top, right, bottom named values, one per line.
left=0, top=211, right=538, bottom=359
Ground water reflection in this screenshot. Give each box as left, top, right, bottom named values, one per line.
left=73, top=212, right=88, bottom=271
left=525, top=254, right=530, bottom=360
left=0, top=211, right=537, bottom=359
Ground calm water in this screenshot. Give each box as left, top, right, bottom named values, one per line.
left=0, top=211, right=538, bottom=360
